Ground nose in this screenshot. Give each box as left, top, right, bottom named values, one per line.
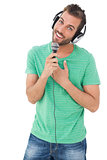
left=58, top=25, right=65, bottom=35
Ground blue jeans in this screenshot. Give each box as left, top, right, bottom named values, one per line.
left=23, top=133, right=87, bottom=160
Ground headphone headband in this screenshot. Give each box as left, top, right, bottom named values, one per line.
left=52, top=11, right=86, bottom=43
left=53, top=11, right=63, bottom=21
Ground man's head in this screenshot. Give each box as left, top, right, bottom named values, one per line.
left=52, top=4, right=86, bottom=45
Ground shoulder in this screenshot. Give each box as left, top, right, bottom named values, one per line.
left=75, top=45, right=91, bottom=56
left=75, top=45, right=94, bottom=61
left=26, top=42, right=51, bottom=62
left=27, top=42, right=50, bottom=57
left=26, top=42, right=50, bottom=58
left=32, top=42, right=51, bottom=53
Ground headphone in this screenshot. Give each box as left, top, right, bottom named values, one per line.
left=52, top=11, right=86, bottom=43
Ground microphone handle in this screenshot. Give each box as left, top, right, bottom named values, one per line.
left=52, top=50, right=57, bottom=59
left=52, top=50, right=57, bottom=63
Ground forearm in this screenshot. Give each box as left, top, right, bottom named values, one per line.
left=27, top=72, right=48, bottom=104
left=63, top=80, right=97, bottom=112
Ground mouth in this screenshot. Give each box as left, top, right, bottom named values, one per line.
left=55, top=31, right=64, bottom=39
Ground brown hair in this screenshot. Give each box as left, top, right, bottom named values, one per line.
left=63, top=4, right=86, bottom=33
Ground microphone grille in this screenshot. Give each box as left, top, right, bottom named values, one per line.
left=51, top=42, right=59, bottom=53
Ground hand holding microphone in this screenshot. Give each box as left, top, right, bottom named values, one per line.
left=42, top=42, right=59, bottom=78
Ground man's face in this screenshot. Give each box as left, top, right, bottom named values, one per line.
left=52, top=11, right=81, bottom=45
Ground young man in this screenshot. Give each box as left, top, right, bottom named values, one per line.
left=23, top=4, right=100, bottom=160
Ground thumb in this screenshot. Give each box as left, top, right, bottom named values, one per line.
left=64, top=60, right=68, bottom=70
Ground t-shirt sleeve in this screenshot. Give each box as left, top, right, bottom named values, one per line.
left=82, top=54, right=101, bottom=86
left=25, top=48, right=38, bottom=74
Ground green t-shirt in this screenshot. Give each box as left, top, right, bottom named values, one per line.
left=25, top=41, right=100, bottom=144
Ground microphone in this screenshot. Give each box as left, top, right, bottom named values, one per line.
left=51, top=42, right=59, bottom=59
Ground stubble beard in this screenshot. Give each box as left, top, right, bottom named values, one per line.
left=52, top=30, right=72, bottom=46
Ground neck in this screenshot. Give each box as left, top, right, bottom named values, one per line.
left=58, top=43, right=74, bottom=53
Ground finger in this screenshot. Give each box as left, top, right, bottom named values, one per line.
left=50, top=58, right=58, bottom=63
left=47, top=53, right=58, bottom=59
left=52, top=62, right=58, bottom=67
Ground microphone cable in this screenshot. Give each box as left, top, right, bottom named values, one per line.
left=50, top=42, right=59, bottom=160
left=52, top=73, right=58, bottom=160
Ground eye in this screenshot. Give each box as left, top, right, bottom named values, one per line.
left=68, top=27, right=73, bottom=31
left=58, top=20, right=63, bottom=24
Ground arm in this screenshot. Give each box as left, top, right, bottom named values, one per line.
left=63, top=80, right=100, bottom=112
left=26, top=51, right=59, bottom=104
left=26, top=72, right=48, bottom=104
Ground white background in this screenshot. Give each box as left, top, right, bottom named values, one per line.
left=0, top=0, right=107, bottom=159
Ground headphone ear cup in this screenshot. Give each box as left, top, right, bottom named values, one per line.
left=52, top=16, right=60, bottom=29
left=72, top=32, right=84, bottom=43
left=71, top=25, right=86, bottom=43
